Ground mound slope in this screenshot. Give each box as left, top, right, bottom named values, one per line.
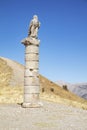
left=0, top=57, right=87, bottom=109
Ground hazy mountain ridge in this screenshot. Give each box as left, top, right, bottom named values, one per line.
left=56, top=80, right=87, bottom=99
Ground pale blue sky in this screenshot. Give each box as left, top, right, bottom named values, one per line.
left=0, top=0, right=87, bottom=83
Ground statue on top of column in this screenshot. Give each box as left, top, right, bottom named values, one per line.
left=28, top=15, right=40, bottom=39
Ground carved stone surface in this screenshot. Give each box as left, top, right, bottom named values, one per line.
left=23, top=93, right=39, bottom=103
left=24, top=86, right=39, bottom=93
left=24, top=77, right=39, bottom=86
left=21, top=15, right=42, bottom=108
left=24, top=69, right=39, bottom=77
left=22, top=37, right=40, bottom=46
left=25, top=61, right=39, bottom=69
left=28, top=15, right=40, bottom=39
left=25, top=44, right=39, bottom=54
left=25, top=54, right=39, bottom=61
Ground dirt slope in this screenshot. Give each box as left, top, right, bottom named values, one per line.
left=0, top=57, right=87, bottom=109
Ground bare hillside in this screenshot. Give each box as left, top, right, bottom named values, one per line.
left=0, top=57, right=87, bottom=109
left=0, top=58, right=12, bottom=87
left=1, top=57, right=24, bottom=86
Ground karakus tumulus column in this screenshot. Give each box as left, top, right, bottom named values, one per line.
left=21, top=15, right=42, bottom=108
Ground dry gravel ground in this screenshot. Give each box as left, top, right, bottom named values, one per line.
left=0, top=101, right=87, bottom=130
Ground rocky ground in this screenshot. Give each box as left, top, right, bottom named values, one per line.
left=0, top=101, right=87, bottom=130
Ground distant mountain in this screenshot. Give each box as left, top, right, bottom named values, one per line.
left=72, top=83, right=87, bottom=100
left=56, top=80, right=87, bottom=99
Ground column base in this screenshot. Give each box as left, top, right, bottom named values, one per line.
left=22, top=102, right=43, bottom=108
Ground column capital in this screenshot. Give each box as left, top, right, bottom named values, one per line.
left=21, top=37, right=40, bottom=46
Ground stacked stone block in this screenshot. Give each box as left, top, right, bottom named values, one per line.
left=21, top=38, right=42, bottom=108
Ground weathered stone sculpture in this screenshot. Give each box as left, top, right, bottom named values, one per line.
left=28, top=15, right=40, bottom=38
left=21, top=15, right=42, bottom=108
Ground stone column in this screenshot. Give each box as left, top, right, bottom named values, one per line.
left=21, top=15, right=42, bottom=108
left=21, top=37, right=42, bottom=108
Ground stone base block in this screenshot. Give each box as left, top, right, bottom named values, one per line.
left=25, top=61, right=39, bottom=69
left=24, top=85, right=39, bottom=93
left=25, top=53, right=39, bottom=61
left=23, top=93, right=40, bottom=102
left=25, top=44, right=39, bottom=54
left=24, top=69, right=39, bottom=77
left=24, top=77, right=39, bottom=86
left=22, top=102, right=43, bottom=108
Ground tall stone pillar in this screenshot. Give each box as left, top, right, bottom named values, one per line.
left=21, top=15, right=42, bottom=108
